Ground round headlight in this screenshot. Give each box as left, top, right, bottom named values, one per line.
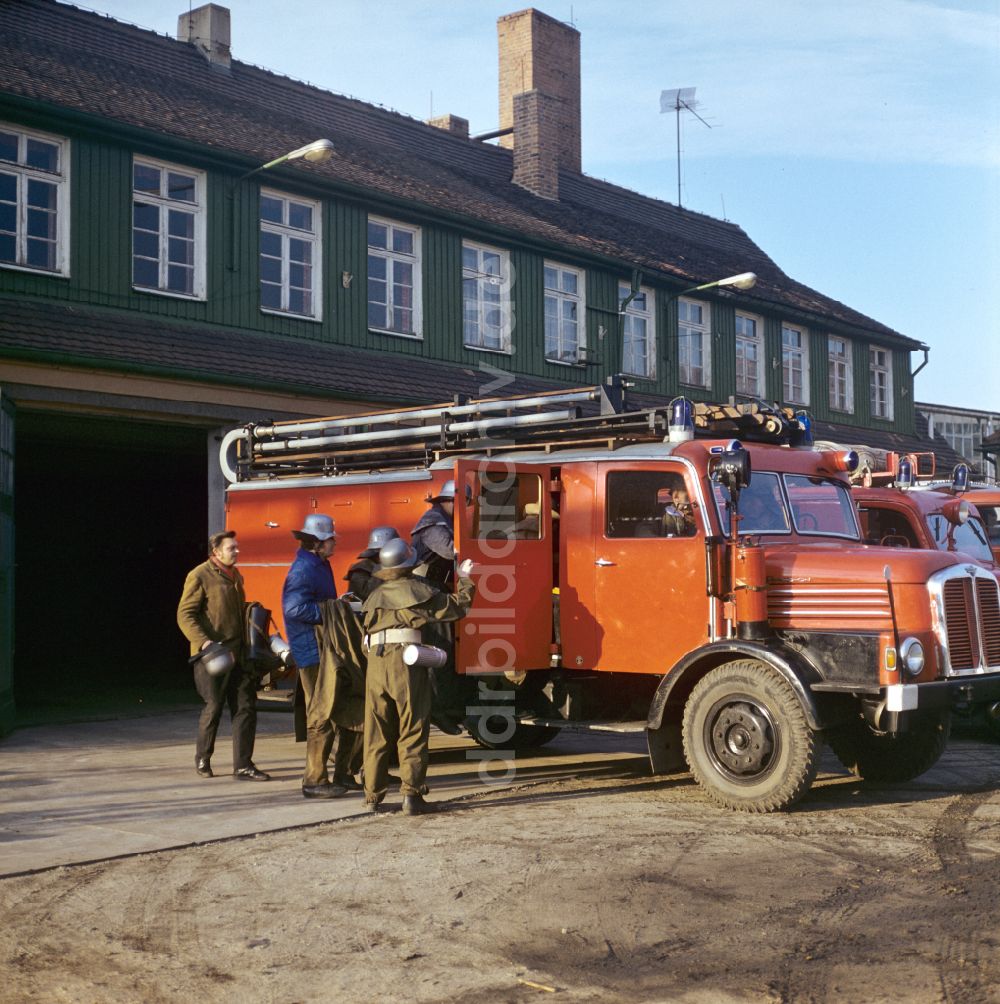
left=900, top=637, right=925, bottom=677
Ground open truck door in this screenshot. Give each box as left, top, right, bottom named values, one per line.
left=453, top=458, right=555, bottom=675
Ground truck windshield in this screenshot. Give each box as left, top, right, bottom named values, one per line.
left=927, top=514, right=994, bottom=564
left=713, top=472, right=860, bottom=539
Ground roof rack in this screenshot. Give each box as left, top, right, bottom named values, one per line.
left=220, top=378, right=807, bottom=483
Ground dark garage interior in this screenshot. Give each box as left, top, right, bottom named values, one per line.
left=14, top=412, right=207, bottom=717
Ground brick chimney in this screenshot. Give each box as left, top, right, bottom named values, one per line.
left=178, top=4, right=231, bottom=71
left=498, top=9, right=581, bottom=198
left=427, top=114, right=470, bottom=139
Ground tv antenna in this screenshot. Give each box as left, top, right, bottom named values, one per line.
left=660, top=87, right=711, bottom=208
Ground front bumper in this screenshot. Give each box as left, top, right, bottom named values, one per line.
left=887, top=675, right=1000, bottom=711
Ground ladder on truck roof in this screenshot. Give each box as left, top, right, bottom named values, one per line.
left=220, top=379, right=808, bottom=483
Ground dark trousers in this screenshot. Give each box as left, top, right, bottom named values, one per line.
left=331, top=726, right=364, bottom=780
left=194, top=662, right=257, bottom=770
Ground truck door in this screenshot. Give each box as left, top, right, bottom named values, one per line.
left=590, top=463, right=709, bottom=675
left=453, top=459, right=555, bottom=675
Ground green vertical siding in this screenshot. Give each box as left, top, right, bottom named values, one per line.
left=0, top=113, right=923, bottom=438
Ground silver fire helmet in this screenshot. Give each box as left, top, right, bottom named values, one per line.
left=378, top=537, right=415, bottom=569
left=297, top=513, right=336, bottom=540
left=430, top=479, right=472, bottom=503
left=364, top=525, right=400, bottom=554
left=199, top=642, right=235, bottom=678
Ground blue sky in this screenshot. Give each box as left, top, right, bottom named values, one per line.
left=87, top=0, right=1000, bottom=411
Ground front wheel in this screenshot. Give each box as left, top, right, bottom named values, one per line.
left=827, top=710, right=950, bottom=782
left=682, top=660, right=818, bottom=812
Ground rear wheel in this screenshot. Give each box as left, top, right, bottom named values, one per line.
left=466, top=717, right=560, bottom=750
left=827, top=710, right=950, bottom=782
left=465, top=675, right=560, bottom=750
left=682, top=660, right=818, bottom=812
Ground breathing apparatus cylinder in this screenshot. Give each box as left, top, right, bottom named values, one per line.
left=402, top=644, right=449, bottom=668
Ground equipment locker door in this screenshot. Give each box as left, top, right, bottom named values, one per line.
left=591, top=462, right=709, bottom=675
left=453, top=459, right=555, bottom=675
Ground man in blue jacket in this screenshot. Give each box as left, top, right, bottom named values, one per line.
left=282, top=513, right=352, bottom=799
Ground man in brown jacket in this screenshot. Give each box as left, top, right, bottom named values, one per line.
left=362, top=538, right=476, bottom=815
left=177, top=530, right=270, bottom=781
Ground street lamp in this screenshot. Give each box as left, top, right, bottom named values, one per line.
left=228, top=139, right=335, bottom=270
left=671, top=271, right=757, bottom=299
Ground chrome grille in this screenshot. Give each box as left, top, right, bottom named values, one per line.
left=931, top=566, right=1000, bottom=676
left=943, top=579, right=976, bottom=670
left=976, top=577, right=1000, bottom=665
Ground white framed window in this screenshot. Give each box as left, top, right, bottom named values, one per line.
left=620, top=282, right=656, bottom=378
left=462, top=240, right=511, bottom=352
left=870, top=346, right=893, bottom=419
left=782, top=323, right=809, bottom=405
left=132, top=156, right=204, bottom=298
left=678, top=297, right=711, bottom=388
left=545, top=262, right=585, bottom=363
left=368, top=216, right=421, bottom=337
left=260, top=189, right=321, bottom=319
left=0, top=124, right=69, bottom=276
left=735, top=311, right=763, bottom=397
left=828, top=335, right=854, bottom=413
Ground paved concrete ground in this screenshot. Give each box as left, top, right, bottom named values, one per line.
left=0, top=709, right=648, bottom=876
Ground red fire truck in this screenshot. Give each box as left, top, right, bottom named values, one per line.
left=221, top=382, right=1000, bottom=812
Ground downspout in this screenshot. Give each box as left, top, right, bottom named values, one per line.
left=911, top=345, right=930, bottom=378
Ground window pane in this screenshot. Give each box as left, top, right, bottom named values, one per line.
left=562, top=271, right=578, bottom=295
left=0, top=233, right=14, bottom=263
left=368, top=301, right=387, bottom=328
left=368, top=220, right=387, bottom=249
left=260, top=195, right=283, bottom=223
left=167, top=172, right=196, bottom=203
left=133, top=256, right=158, bottom=287
left=133, top=163, right=160, bottom=194
left=289, top=288, right=306, bottom=314
left=287, top=201, right=312, bottom=231
left=391, top=228, right=413, bottom=254
left=260, top=231, right=282, bottom=256
left=25, top=237, right=55, bottom=270
left=0, top=203, right=15, bottom=235
left=167, top=209, right=194, bottom=239
left=392, top=260, right=412, bottom=287
left=483, top=251, right=501, bottom=276
left=26, top=207, right=55, bottom=240
left=133, top=202, right=159, bottom=231
left=288, top=238, right=311, bottom=264
left=368, top=253, right=386, bottom=281
left=27, top=178, right=56, bottom=210
left=0, top=171, right=15, bottom=202
left=261, top=282, right=281, bottom=309
left=462, top=245, right=478, bottom=271
left=544, top=266, right=558, bottom=289
left=25, top=139, right=59, bottom=173
left=168, top=236, right=193, bottom=266
left=167, top=263, right=193, bottom=294
left=133, top=231, right=158, bottom=259
left=259, top=256, right=281, bottom=283
left=0, top=132, right=17, bottom=164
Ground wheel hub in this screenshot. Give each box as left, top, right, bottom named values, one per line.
left=709, top=701, right=774, bottom=776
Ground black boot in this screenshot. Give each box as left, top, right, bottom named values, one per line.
left=402, top=793, right=439, bottom=816
left=196, top=757, right=213, bottom=778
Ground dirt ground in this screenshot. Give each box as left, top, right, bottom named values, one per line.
left=2, top=736, right=999, bottom=1004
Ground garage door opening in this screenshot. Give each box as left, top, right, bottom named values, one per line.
left=14, top=412, right=207, bottom=718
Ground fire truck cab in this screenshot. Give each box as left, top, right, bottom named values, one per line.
left=222, top=382, right=1000, bottom=812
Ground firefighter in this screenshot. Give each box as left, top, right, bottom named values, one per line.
left=177, top=530, right=270, bottom=782
left=411, top=479, right=467, bottom=586
left=282, top=514, right=355, bottom=799
left=343, top=525, right=400, bottom=601
left=362, top=537, right=476, bottom=815
left=411, top=480, right=470, bottom=733
left=661, top=484, right=695, bottom=537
